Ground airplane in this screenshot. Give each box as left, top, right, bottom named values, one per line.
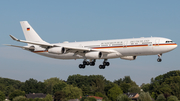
left=5, top=21, right=177, bottom=69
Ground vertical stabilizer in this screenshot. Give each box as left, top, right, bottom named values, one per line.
left=20, top=21, right=47, bottom=45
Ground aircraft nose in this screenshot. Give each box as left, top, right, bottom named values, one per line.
left=172, top=43, right=178, bottom=50
left=175, top=43, right=178, bottom=48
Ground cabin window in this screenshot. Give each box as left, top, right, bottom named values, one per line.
left=166, top=41, right=173, bottom=43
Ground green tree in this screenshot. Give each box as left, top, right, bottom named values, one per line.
left=44, top=77, right=63, bottom=95
left=54, top=91, right=66, bottom=101
left=167, top=95, right=178, bottom=101
left=123, top=76, right=132, bottom=83
left=156, top=94, right=166, bottom=101
left=93, top=78, right=105, bottom=94
left=67, top=74, right=106, bottom=96
left=114, top=78, right=123, bottom=86
left=80, top=96, right=88, bottom=101
left=170, top=83, right=180, bottom=99
left=9, top=90, right=25, bottom=101
left=104, top=82, right=116, bottom=96
left=149, top=70, right=180, bottom=99
left=80, top=97, right=96, bottom=101
left=155, top=70, right=180, bottom=85
left=12, top=96, right=27, bottom=101
left=149, top=70, right=180, bottom=98
left=21, top=78, right=45, bottom=94
left=44, top=94, right=53, bottom=101
left=0, top=77, right=22, bottom=90
left=0, top=77, right=22, bottom=96
left=128, top=86, right=140, bottom=93
left=95, top=92, right=103, bottom=97
left=62, top=85, right=82, bottom=100
left=33, top=98, right=44, bottom=101
left=138, top=92, right=152, bottom=101
left=28, top=98, right=33, bottom=101
left=157, top=84, right=172, bottom=95
left=141, top=83, right=150, bottom=92
left=20, top=78, right=37, bottom=93
left=120, top=83, right=131, bottom=93
left=53, top=82, right=67, bottom=94
left=117, top=94, right=131, bottom=101
left=107, top=85, right=123, bottom=101
left=88, top=97, right=96, bottom=101
left=0, top=91, right=5, bottom=101
left=4, top=86, right=15, bottom=97
left=0, top=84, right=5, bottom=94
left=81, top=85, right=90, bottom=96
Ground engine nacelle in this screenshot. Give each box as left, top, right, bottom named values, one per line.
left=85, top=52, right=102, bottom=59
left=120, top=56, right=137, bottom=60
left=48, top=47, right=66, bottom=54
left=29, top=46, right=35, bottom=51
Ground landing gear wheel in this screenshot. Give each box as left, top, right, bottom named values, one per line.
left=99, top=65, right=105, bottom=69
left=157, top=58, right=162, bottom=62
left=90, top=62, right=95, bottom=66
left=103, top=62, right=110, bottom=66
left=83, top=61, right=87, bottom=65
left=83, top=61, right=90, bottom=66
left=82, top=65, right=85, bottom=68
left=79, top=64, right=85, bottom=69
left=106, top=62, right=110, bottom=66
left=86, top=61, right=90, bottom=65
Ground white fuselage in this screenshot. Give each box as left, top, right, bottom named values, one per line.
left=32, top=37, right=177, bottom=60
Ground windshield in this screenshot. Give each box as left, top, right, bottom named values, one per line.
left=166, top=41, right=174, bottom=43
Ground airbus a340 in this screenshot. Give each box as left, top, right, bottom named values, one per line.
left=6, top=21, right=178, bottom=69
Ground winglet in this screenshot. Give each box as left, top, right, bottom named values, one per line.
left=9, top=35, right=19, bottom=41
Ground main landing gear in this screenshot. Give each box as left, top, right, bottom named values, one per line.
left=79, top=59, right=110, bottom=69
left=157, top=54, right=162, bottom=62
left=99, top=59, right=110, bottom=69
left=79, top=59, right=96, bottom=69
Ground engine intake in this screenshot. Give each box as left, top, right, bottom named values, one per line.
left=85, top=52, right=102, bottom=59
left=48, top=47, right=66, bottom=54
left=120, top=56, right=137, bottom=60
left=29, top=46, right=35, bottom=51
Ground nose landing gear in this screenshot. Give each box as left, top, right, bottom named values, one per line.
left=157, top=54, right=162, bottom=62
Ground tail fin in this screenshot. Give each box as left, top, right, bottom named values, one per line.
left=20, top=21, right=47, bottom=45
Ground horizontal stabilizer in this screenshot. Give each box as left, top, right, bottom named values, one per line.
left=9, top=35, right=19, bottom=41
left=9, top=35, right=55, bottom=48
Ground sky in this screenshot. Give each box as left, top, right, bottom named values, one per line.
left=0, top=1, right=180, bottom=86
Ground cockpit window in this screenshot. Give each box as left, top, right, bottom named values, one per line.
left=166, top=41, right=173, bottom=43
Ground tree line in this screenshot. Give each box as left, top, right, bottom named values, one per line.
left=0, top=70, right=180, bottom=101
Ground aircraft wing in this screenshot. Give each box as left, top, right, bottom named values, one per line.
left=63, top=46, right=117, bottom=53
left=9, top=35, right=118, bottom=54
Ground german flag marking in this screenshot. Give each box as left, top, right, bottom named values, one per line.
left=27, top=28, right=30, bottom=31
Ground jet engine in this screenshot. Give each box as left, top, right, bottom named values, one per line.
left=29, top=46, right=35, bottom=51
left=85, top=52, right=102, bottom=59
left=48, top=47, right=66, bottom=54
left=120, top=56, right=137, bottom=60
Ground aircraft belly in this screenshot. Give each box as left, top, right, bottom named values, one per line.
left=119, top=47, right=154, bottom=56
